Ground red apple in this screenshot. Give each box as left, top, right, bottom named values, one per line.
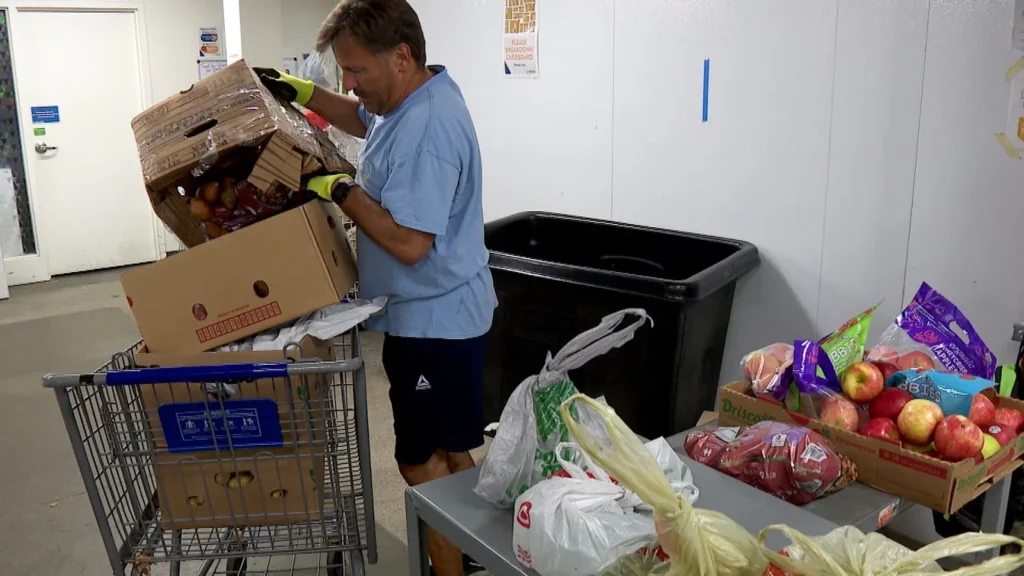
left=866, top=345, right=900, bottom=364
left=820, top=396, right=860, bottom=432
left=968, top=394, right=996, bottom=428
left=897, top=351, right=936, bottom=372
left=858, top=417, right=901, bottom=443
left=841, top=361, right=885, bottom=403
left=897, top=399, right=944, bottom=446
left=994, top=408, right=1024, bottom=434
left=869, top=388, right=914, bottom=421
left=871, top=361, right=899, bottom=384
left=987, top=424, right=1017, bottom=447
left=934, top=415, right=984, bottom=461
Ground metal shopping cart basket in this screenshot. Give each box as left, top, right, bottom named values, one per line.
left=42, top=330, right=376, bottom=576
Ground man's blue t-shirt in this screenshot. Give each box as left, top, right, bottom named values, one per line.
left=354, top=66, right=497, bottom=339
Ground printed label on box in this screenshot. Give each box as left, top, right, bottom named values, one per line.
left=196, top=301, right=282, bottom=343
left=159, top=398, right=282, bottom=452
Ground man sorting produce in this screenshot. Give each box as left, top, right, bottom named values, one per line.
left=255, top=1, right=495, bottom=575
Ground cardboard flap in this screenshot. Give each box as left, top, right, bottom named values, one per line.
left=247, top=132, right=303, bottom=193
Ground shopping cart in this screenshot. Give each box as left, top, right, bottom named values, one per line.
left=42, top=330, right=376, bottom=576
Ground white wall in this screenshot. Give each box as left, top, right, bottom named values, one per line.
left=142, top=0, right=226, bottom=102
left=413, top=0, right=1024, bottom=376
left=281, top=0, right=338, bottom=61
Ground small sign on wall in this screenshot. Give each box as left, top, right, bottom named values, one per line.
left=198, top=26, right=222, bottom=58
left=30, top=105, right=59, bottom=124
left=504, top=0, right=538, bottom=77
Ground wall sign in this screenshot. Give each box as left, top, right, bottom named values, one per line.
left=198, top=26, right=222, bottom=58
left=504, top=0, right=539, bottom=78
left=30, top=105, right=59, bottom=124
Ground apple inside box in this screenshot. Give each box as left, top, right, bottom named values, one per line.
left=718, top=381, right=1024, bottom=515
left=121, top=201, right=356, bottom=354
left=135, top=336, right=333, bottom=529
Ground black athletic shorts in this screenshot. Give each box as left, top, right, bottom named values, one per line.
left=381, top=333, right=487, bottom=466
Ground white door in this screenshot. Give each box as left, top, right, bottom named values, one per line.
left=9, top=7, right=158, bottom=277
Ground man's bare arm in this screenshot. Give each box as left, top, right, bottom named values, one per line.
left=305, top=87, right=368, bottom=139
left=338, top=186, right=433, bottom=265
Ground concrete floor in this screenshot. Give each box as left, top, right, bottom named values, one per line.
left=0, top=269, right=486, bottom=576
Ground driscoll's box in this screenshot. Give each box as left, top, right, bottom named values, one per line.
left=718, top=381, right=1024, bottom=515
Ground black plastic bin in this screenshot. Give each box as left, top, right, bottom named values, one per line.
left=483, top=212, right=760, bottom=440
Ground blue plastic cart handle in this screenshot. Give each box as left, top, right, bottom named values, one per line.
left=103, top=362, right=291, bottom=386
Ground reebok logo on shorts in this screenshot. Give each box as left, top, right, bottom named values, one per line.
left=415, top=375, right=431, bottom=391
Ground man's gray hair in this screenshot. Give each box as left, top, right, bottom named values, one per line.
left=316, top=0, right=427, bottom=67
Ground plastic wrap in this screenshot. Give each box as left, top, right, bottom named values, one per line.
left=786, top=340, right=867, bottom=432
left=561, top=393, right=1024, bottom=576
left=130, top=59, right=357, bottom=248
left=685, top=422, right=857, bottom=505
left=742, top=343, right=794, bottom=401
left=888, top=369, right=997, bottom=417
left=866, top=282, right=996, bottom=380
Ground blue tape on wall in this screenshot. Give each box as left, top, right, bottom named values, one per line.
left=702, top=59, right=710, bottom=123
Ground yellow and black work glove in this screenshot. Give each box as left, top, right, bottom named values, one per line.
left=307, top=174, right=355, bottom=205
left=253, top=67, right=314, bottom=106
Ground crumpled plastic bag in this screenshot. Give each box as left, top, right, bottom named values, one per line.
left=216, top=297, right=386, bottom=352
left=561, top=393, right=1024, bottom=576
left=474, top=309, right=652, bottom=508
left=513, top=477, right=659, bottom=576
left=515, top=437, right=698, bottom=576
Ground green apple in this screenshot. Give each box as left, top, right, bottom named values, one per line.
left=982, top=434, right=1001, bottom=459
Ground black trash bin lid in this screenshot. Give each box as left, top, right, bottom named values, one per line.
left=485, top=212, right=760, bottom=302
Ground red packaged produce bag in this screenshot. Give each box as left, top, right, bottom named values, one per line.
left=714, top=421, right=857, bottom=505
left=683, top=427, right=739, bottom=467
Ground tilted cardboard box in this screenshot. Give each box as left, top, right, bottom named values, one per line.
left=121, top=201, right=356, bottom=353
left=132, top=59, right=355, bottom=248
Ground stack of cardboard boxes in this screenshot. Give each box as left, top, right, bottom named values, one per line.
left=121, top=60, right=358, bottom=528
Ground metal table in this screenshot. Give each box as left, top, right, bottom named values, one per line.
left=406, top=428, right=1011, bottom=575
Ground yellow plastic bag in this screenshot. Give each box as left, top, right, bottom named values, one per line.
left=561, top=393, right=1024, bottom=576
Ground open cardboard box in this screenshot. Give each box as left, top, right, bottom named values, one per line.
left=137, top=336, right=333, bottom=529
left=131, top=59, right=355, bottom=248
left=718, top=381, right=1024, bottom=515
left=121, top=201, right=356, bottom=353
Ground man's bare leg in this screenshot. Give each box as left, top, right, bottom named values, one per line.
left=400, top=451, right=464, bottom=576
left=445, top=450, right=475, bottom=474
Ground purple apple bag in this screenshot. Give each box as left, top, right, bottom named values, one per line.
left=870, top=282, right=997, bottom=379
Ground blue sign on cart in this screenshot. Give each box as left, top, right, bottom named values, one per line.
left=30, top=105, right=60, bottom=124
left=159, top=399, right=283, bottom=453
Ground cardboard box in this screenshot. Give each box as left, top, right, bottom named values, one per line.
left=717, top=381, right=1024, bottom=514
left=137, top=337, right=333, bottom=529
left=132, top=59, right=355, bottom=248
left=121, top=201, right=356, bottom=353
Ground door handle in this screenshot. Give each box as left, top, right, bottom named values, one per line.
left=34, top=142, right=57, bottom=154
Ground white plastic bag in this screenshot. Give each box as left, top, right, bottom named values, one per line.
left=513, top=477, right=657, bottom=576
left=216, top=297, right=386, bottom=352
left=555, top=439, right=699, bottom=512
left=474, top=309, right=653, bottom=508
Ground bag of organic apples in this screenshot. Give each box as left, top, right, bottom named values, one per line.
left=866, top=282, right=996, bottom=380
